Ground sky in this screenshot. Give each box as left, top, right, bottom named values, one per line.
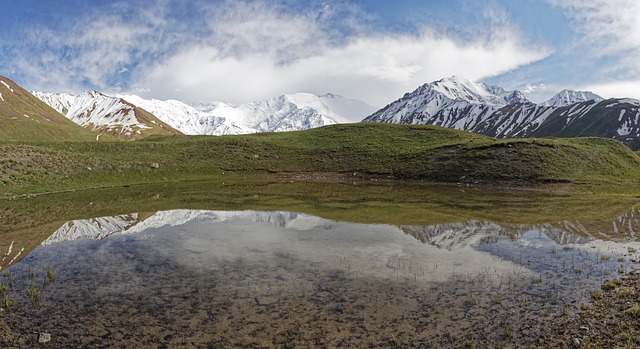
left=1, top=0, right=639, bottom=107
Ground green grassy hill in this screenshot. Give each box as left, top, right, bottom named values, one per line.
left=0, top=76, right=98, bottom=142
left=1, top=123, right=639, bottom=194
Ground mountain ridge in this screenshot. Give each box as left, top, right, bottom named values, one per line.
left=35, top=91, right=378, bottom=137
left=32, top=91, right=182, bottom=140
left=364, top=76, right=640, bottom=150
left=0, top=75, right=98, bottom=141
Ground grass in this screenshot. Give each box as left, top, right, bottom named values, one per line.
left=46, top=266, right=56, bottom=284
left=624, top=304, right=640, bottom=317
left=0, top=77, right=98, bottom=142
left=2, top=123, right=640, bottom=196
left=590, top=291, right=603, bottom=300
left=26, top=285, right=40, bottom=306
left=601, top=279, right=622, bottom=291
left=501, top=328, right=513, bottom=340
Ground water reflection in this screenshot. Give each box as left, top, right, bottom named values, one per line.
left=3, top=209, right=640, bottom=348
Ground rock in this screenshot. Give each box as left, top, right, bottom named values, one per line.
left=572, top=338, right=582, bottom=347
left=149, top=162, right=160, bottom=169
left=579, top=326, right=589, bottom=331
left=38, top=332, right=51, bottom=343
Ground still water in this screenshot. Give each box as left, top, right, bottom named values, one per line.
left=2, top=208, right=639, bottom=348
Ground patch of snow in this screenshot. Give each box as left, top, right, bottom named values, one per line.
left=620, top=98, right=640, bottom=105
left=0, top=81, right=14, bottom=93
left=5, top=241, right=14, bottom=259
left=0, top=92, right=3, bottom=102
left=8, top=248, right=24, bottom=265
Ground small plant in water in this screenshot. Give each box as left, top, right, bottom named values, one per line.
left=501, top=328, right=513, bottom=339
left=563, top=246, right=573, bottom=251
left=531, top=277, right=543, bottom=284
left=601, top=279, right=622, bottom=291
left=27, top=286, right=40, bottom=306
left=46, top=265, right=56, bottom=284
left=600, top=255, right=611, bottom=262
left=617, top=287, right=635, bottom=298
left=590, top=290, right=603, bottom=300
left=464, top=297, right=479, bottom=306
left=462, top=339, right=476, bottom=348
left=2, top=295, right=10, bottom=312
left=624, top=304, right=640, bottom=317
left=628, top=247, right=637, bottom=254
left=28, top=267, right=38, bottom=279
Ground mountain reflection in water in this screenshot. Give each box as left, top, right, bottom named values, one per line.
left=2, top=209, right=639, bottom=348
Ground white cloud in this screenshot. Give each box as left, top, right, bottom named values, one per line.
left=133, top=2, right=548, bottom=106
left=548, top=0, right=640, bottom=77
left=12, top=0, right=549, bottom=106
left=580, top=81, right=640, bottom=100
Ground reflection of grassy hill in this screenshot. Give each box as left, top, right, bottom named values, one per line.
left=0, top=76, right=97, bottom=142
left=1, top=180, right=638, bottom=268
left=1, top=123, right=640, bottom=194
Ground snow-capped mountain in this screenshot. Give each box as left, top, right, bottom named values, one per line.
left=541, top=89, right=604, bottom=107
left=363, top=76, right=529, bottom=130
left=364, top=76, right=640, bottom=150
left=43, top=213, right=146, bottom=245
left=44, top=210, right=339, bottom=245
left=33, top=91, right=182, bottom=140
left=118, top=92, right=378, bottom=135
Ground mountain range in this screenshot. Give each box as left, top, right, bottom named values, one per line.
left=33, top=90, right=378, bottom=137
left=2, top=73, right=640, bottom=150
left=364, top=76, right=640, bottom=150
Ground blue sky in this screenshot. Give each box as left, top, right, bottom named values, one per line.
left=1, top=0, right=639, bottom=106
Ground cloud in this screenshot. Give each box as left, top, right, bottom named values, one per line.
left=7, top=0, right=549, bottom=106
left=580, top=81, right=640, bottom=100
left=548, top=0, right=640, bottom=78
left=133, top=1, right=549, bottom=105
left=9, top=1, right=184, bottom=93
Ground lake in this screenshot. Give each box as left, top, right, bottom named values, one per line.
left=0, top=181, right=638, bottom=347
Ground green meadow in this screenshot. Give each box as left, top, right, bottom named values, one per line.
left=2, top=123, right=640, bottom=196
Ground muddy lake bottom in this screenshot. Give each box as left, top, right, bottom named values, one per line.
left=1, top=211, right=638, bottom=348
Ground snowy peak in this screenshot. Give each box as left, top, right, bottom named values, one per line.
left=34, top=91, right=182, bottom=140
left=429, top=76, right=529, bottom=106
left=363, top=76, right=527, bottom=128
left=542, top=89, right=604, bottom=107
left=121, top=92, right=377, bottom=136
left=364, top=76, right=640, bottom=150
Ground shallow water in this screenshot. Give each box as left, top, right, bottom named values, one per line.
left=2, top=209, right=640, bottom=348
